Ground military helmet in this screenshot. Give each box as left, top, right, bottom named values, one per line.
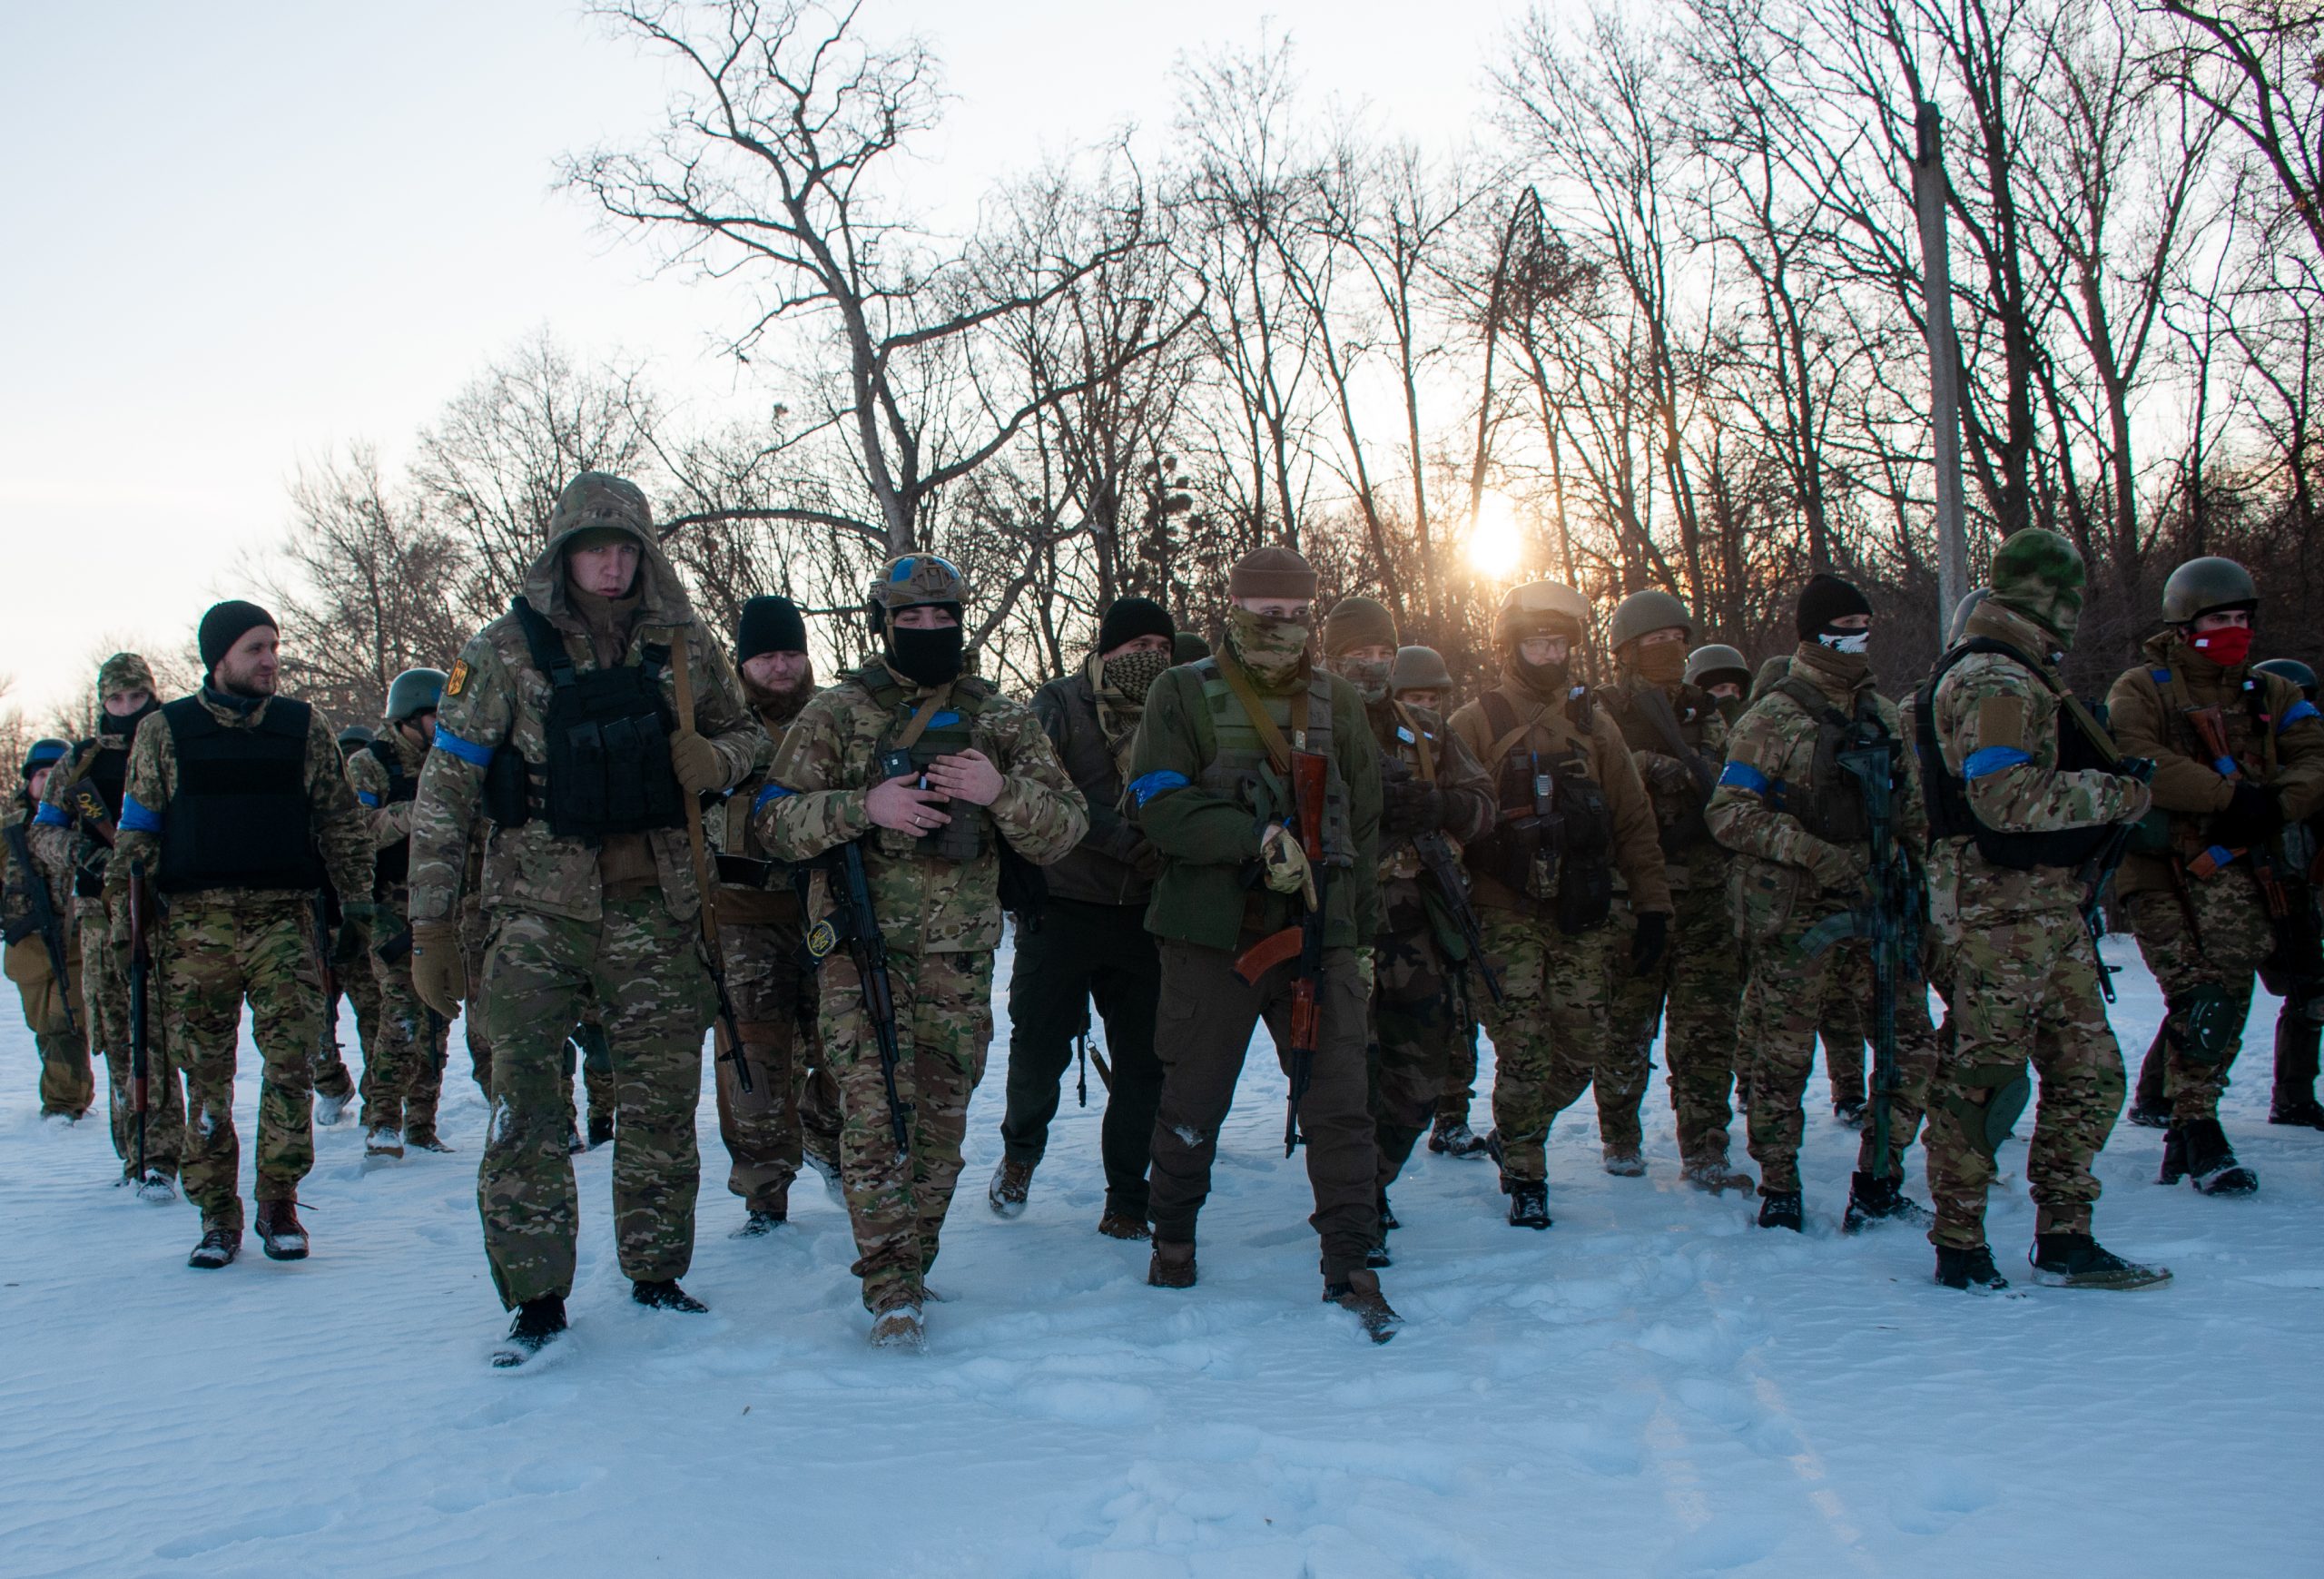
left=1494, top=579, right=1590, bottom=645
left=385, top=667, right=448, bottom=724
left=336, top=725, right=377, bottom=757
left=2161, top=557, right=2258, bottom=624
left=1608, top=588, right=1692, bottom=651
left=866, top=553, right=970, bottom=633
left=1945, top=586, right=1992, bottom=647
left=1172, top=630, right=1211, bottom=665
left=22, top=737, right=69, bottom=778
left=1391, top=645, right=1453, bottom=694
left=2254, top=656, right=2318, bottom=701
left=1682, top=643, right=1749, bottom=689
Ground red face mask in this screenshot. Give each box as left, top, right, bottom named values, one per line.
left=2190, top=626, right=2254, bottom=669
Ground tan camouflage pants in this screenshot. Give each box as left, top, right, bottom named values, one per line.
left=819, top=946, right=991, bottom=1311
left=1924, top=903, right=2122, bottom=1248
left=163, top=892, right=327, bottom=1231
left=1477, top=909, right=1614, bottom=1182
left=1372, top=883, right=1455, bottom=1188
left=7, top=932, right=93, bottom=1117
left=310, top=907, right=376, bottom=1105
left=75, top=895, right=184, bottom=1174
left=714, top=913, right=821, bottom=1213
left=2125, top=870, right=2279, bottom=1123
left=476, top=897, right=714, bottom=1308
left=365, top=914, right=450, bottom=1140
left=1609, top=884, right=1741, bottom=1166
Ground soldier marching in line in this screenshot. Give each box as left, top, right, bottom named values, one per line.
left=7, top=737, right=93, bottom=1122
left=2247, top=656, right=2324, bottom=1131
left=311, top=724, right=382, bottom=1129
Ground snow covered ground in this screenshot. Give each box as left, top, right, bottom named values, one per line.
left=1, top=932, right=2315, bottom=1578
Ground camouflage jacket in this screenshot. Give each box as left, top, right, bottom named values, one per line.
left=408, top=519, right=768, bottom=928
left=31, top=730, right=141, bottom=908
left=1599, top=670, right=1731, bottom=892
left=2105, top=628, right=2324, bottom=899
left=711, top=685, right=818, bottom=928
left=1707, top=641, right=1926, bottom=938
left=104, top=688, right=371, bottom=911
left=1926, top=601, right=2147, bottom=920
left=345, top=723, right=428, bottom=915
left=755, top=657, right=1087, bottom=955
left=4, top=796, right=74, bottom=946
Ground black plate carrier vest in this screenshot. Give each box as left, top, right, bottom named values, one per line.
left=157, top=696, right=326, bottom=894
left=513, top=599, right=685, bottom=844
left=1915, top=637, right=2114, bottom=871
left=365, top=737, right=419, bottom=892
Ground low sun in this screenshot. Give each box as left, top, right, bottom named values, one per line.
left=1467, top=493, right=1524, bottom=577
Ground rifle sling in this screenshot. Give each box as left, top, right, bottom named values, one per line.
left=1391, top=701, right=1437, bottom=782
left=1216, top=655, right=1307, bottom=774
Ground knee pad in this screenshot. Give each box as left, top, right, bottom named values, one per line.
left=2165, top=983, right=2240, bottom=1065
left=1945, top=1063, right=2030, bottom=1160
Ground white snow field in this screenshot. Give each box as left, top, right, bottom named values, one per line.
left=1, top=932, right=2316, bottom=1578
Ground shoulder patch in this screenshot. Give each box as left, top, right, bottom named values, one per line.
left=444, top=658, right=470, bottom=697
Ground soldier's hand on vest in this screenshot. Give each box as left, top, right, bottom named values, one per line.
left=925, top=749, right=1003, bottom=806
left=867, top=772, right=953, bottom=835
left=1261, top=822, right=1315, bottom=903
left=1629, top=910, right=1669, bottom=976
left=409, top=922, right=467, bottom=1019
left=668, top=727, right=726, bottom=796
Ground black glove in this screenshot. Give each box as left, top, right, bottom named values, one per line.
left=1381, top=778, right=1443, bottom=837
left=1629, top=910, right=1669, bottom=977
left=2211, top=782, right=2282, bottom=849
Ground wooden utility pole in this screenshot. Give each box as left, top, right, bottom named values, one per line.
left=1911, top=101, right=1969, bottom=642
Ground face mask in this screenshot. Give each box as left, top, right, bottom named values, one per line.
left=1513, top=654, right=1570, bottom=697
left=1102, top=648, right=1171, bottom=705
left=1633, top=643, right=1688, bottom=686
left=1817, top=630, right=1871, bottom=656
left=887, top=624, right=965, bottom=687
left=1226, top=607, right=1312, bottom=686
left=99, top=699, right=159, bottom=738
left=1337, top=656, right=1392, bottom=703
left=2190, top=626, right=2253, bottom=670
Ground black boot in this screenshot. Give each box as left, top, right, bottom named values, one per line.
left=1757, top=1189, right=1804, bottom=1231
left=492, top=1295, right=568, bottom=1367
left=2174, top=1118, right=2258, bottom=1196
left=631, top=1278, right=708, bottom=1313
left=2029, top=1232, right=2171, bottom=1289
left=187, top=1226, right=241, bottom=1270
left=1844, top=1170, right=1931, bottom=1233
left=586, top=1111, right=615, bottom=1150
left=1375, top=1189, right=1400, bottom=1231
left=254, top=1200, right=310, bottom=1261
left=1366, top=1189, right=1393, bottom=1268
left=1324, top=1269, right=1403, bottom=1343
left=2128, top=1024, right=2172, bottom=1127
left=2270, top=1095, right=2324, bottom=1130
left=1505, top=1179, right=1551, bottom=1229
left=1934, top=1243, right=2009, bottom=1291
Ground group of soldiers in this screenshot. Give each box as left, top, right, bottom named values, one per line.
left=7, top=469, right=2320, bottom=1360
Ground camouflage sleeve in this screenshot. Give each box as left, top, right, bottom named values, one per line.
left=1339, top=679, right=1382, bottom=944
left=758, top=694, right=873, bottom=863
left=987, top=699, right=1090, bottom=866
left=344, top=746, right=410, bottom=852
left=106, top=716, right=172, bottom=903
left=1596, top=714, right=1673, bottom=913
left=301, top=704, right=374, bottom=903
left=1131, top=667, right=1265, bottom=866
left=2270, top=677, right=2324, bottom=822
left=1433, top=714, right=1496, bottom=847
left=409, top=631, right=509, bottom=925
left=29, top=745, right=87, bottom=882
left=1941, top=662, right=2141, bottom=834
left=1705, top=698, right=1830, bottom=871
left=2106, top=667, right=2228, bottom=817
left=682, top=622, right=769, bottom=791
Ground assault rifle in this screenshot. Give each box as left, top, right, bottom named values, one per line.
left=1412, top=829, right=1503, bottom=1007
left=1231, top=748, right=1331, bottom=1156
left=4, top=824, right=74, bottom=1035
left=2073, top=755, right=2156, bottom=1004
left=806, top=839, right=910, bottom=1157
left=127, top=859, right=153, bottom=1181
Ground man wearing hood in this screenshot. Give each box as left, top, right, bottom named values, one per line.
left=989, top=597, right=1175, bottom=1239
left=406, top=472, right=768, bottom=1365
left=757, top=553, right=1085, bottom=1348
left=1449, top=580, right=1670, bottom=1231
left=35, top=652, right=187, bottom=1193
left=2105, top=557, right=2324, bottom=1198
left=707, top=594, right=834, bottom=1236
left=1918, top=529, right=2165, bottom=1290
left=1126, top=547, right=1393, bottom=1337
left=109, top=602, right=376, bottom=1268
left=1706, top=573, right=1935, bottom=1234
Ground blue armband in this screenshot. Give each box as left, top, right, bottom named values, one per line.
left=356, top=790, right=380, bottom=808
left=1962, top=745, right=2032, bottom=781
left=752, top=784, right=794, bottom=813
left=33, top=802, right=68, bottom=826
left=432, top=728, right=495, bottom=767
left=1717, top=761, right=1769, bottom=795
left=119, top=794, right=162, bottom=834
left=2282, top=700, right=2320, bottom=730
left=1129, top=770, right=1189, bottom=806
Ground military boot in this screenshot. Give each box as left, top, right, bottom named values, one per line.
left=586, top=1110, right=615, bottom=1150
left=2270, top=1095, right=2324, bottom=1130
left=2162, top=1118, right=2257, bottom=1195
left=988, top=1158, right=1034, bottom=1219
left=1428, top=1114, right=1491, bottom=1158
left=1505, top=1179, right=1551, bottom=1229
left=404, top=1124, right=453, bottom=1153
left=1682, top=1154, right=1754, bottom=1194
left=1097, top=1206, right=1149, bottom=1240
left=492, top=1295, right=567, bottom=1367
left=187, top=1226, right=241, bottom=1270
left=254, top=1200, right=309, bottom=1261
left=1832, top=1098, right=1866, bottom=1129
left=313, top=1089, right=351, bottom=1128
left=1756, top=1189, right=1804, bottom=1232
left=1844, top=1170, right=1931, bottom=1233
left=1934, top=1243, right=2009, bottom=1292
left=134, top=1169, right=178, bottom=1204
left=565, top=1122, right=586, bottom=1157
left=870, top=1298, right=925, bottom=1351
left=1147, top=1239, right=1197, bottom=1288
left=631, top=1279, right=708, bottom=1313
left=364, top=1125, right=405, bottom=1160
left=1324, top=1269, right=1402, bottom=1343
left=736, top=1181, right=791, bottom=1239
left=1602, top=1143, right=1646, bottom=1178
left=2028, top=1232, right=2171, bottom=1289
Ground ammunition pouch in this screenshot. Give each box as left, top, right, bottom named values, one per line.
left=482, top=743, right=535, bottom=829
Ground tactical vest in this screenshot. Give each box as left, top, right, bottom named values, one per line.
left=862, top=659, right=1000, bottom=864
left=156, top=696, right=326, bottom=894
left=364, top=736, right=419, bottom=892
left=2144, top=662, right=2287, bottom=783
left=1603, top=679, right=1717, bottom=854
left=1479, top=687, right=1615, bottom=932
left=65, top=741, right=130, bottom=897
left=1916, top=637, right=2118, bottom=871
left=1773, top=676, right=1893, bottom=846
left=507, top=598, right=685, bottom=844
left=1189, top=657, right=1357, bottom=867
left=1374, top=701, right=1444, bottom=882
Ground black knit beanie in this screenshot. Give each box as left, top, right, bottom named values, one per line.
left=1097, top=597, right=1174, bottom=655
left=1795, top=574, right=1872, bottom=641
left=736, top=596, right=809, bottom=661
left=198, top=600, right=278, bottom=676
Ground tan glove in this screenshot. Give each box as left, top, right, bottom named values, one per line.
left=1800, top=835, right=1864, bottom=893
left=2115, top=775, right=2153, bottom=826
left=668, top=727, right=724, bottom=796
left=409, top=922, right=468, bottom=1020
left=1260, top=822, right=1315, bottom=902
left=1354, top=946, right=1376, bottom=1000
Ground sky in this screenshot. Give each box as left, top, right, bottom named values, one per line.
left=0, top=0, right=1521, bottom=721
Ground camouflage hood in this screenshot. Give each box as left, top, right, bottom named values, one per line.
left=1961, top=597, right=2065, bottom=681
left=517, top=472, right=698, bottom=635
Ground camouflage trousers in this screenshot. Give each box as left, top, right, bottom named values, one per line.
left=2125, top=870, right=2278, bottom=1123
left=1372, top=886, right=1458, bottom=1189
left=7, top=932, right=93, bottom=1117
left=75, top=895, right=185, bottom=1175
left=363, top=904, right=450, bottom=1140
left=820, top=946, right=992, bottom=1311
left=1438, top=1000, right=1481, bottom=1124
left=1734, top=903, right=1936, bottom=1196
left=714, top=913, right=822, bottom=1214
left=1476, top=909, right=1614, bottom=1182
left=1609, top=885, right=1741, bottom=1166
left=1819, top=995, right=1867, bottom=1110
left=1923, top=903, right=2122, bottom=1248
left=476, top=896, right=714, bottom=1308
left=464, top=934, right=615, bottom=1134
left=311, top=909, right=377, bottom=1106
left=162, top=892, right=328, bottom=1231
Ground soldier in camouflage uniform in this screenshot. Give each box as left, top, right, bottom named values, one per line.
left=1706, top=574, right=1937, bottom=1233
left=108, top=601, right=375, bottom=1268
left=1127, top=547, right=1396, bottom=1338
left=406, top=473, right=768, bottom=1365
left=344, top=667, right=452, bottom=1159
left=1917, top=529, right=2165, bottom=1290
left=34, top=653, right=185, bottom=1191
left=1686, top=645, right=1751, bottom=724
left=307, top=725, right=381, bottom=1129
left=2105, top=557, right=2324, bottom=1196
left=708, top=595, right=830, bottom=1236
left=7, top=739, right=93, bottom=1120
left=1449, top=581, right=1671, bottom=1229
left=757, top=553, right=1084, bottom=1347
left=1600, top=592, right=1751, bottom=1190
left=1320, top=600, right=1494, bottom=1262
left=2248, top=657, right=2324, bottom=1130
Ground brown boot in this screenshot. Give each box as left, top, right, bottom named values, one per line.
left=1097, top=1209, right=1150, bottom=1240
left=1324, top=1268, right=1402, bottom=1342
left=1682, top=1154, right=1754, bottom=1194
left=1147, top=1239, right=1196, bottom=1288
left=1602, top=1143, right=1646, bottom=1177
left=988, top=1158, right=1034, bottom=1218
left=254, top=1200, right=309, bottom=1262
